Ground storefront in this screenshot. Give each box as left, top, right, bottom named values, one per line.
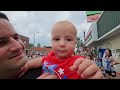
left=84, top=22, right=98, bottom=55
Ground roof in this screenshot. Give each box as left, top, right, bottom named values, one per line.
left=31, top=47, right=52, bottom=53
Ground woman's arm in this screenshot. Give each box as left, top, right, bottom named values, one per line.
left=110, top=56, right=120, bottom=66
left=112, top=59, right=120, bottom=65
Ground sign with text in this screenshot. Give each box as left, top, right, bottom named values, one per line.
left=86, top=11, right=102, bottom=22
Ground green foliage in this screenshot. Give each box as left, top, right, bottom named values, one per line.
left=76, top=37, right=84, bottom=53
left=29, top=43, right=34, bottom=48
left=37, top=43, right=41, bottom=47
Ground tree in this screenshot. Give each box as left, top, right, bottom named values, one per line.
left=37, top=43, right=41, bottom=47
left=80, top=39, right=84, bottom=47
left=29, top=43, right=34, bottom=48
left=76, top=37, right=81, bottom=53
left=76, top=37, right=84, bottom=54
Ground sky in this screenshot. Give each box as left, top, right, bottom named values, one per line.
left=1, top=11, right=92, bottom=47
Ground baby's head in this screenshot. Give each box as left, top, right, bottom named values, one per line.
left=51, top=20, right=77, bottom=59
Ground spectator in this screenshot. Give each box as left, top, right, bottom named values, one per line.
left=0, top=12, right=57, bottom=79
left=102, top=48, right=120, bottom=79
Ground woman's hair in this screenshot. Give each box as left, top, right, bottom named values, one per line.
left=105, top=48, right=112, bottom=57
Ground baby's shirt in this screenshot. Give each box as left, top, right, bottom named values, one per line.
left=42, top=52, right=85, bottom=79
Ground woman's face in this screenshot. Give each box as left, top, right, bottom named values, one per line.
left=105, top=50, right=110, bottom=55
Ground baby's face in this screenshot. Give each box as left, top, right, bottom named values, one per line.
left=51, top=22, right=77, bottom=59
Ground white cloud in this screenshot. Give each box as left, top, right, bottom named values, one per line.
left=0, top=11, right=91, bottom=46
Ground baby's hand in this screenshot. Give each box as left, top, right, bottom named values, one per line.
left=16, top=63, right=29, bottom=78
left=70, top=58, right=103, bottom=79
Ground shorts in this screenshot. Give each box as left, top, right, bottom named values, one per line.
left=105, top=70, right=116, bottom=77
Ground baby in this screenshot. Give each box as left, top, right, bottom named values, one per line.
left=18, top=20, right=103, bottom=79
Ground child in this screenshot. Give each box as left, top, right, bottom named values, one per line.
left=18, top=21, right=103, bottom=79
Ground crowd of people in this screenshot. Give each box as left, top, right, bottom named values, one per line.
left=83, top=48, right=120, bottom=79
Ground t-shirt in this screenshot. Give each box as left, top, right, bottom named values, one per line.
left=42, top=52, right=85, bottom=79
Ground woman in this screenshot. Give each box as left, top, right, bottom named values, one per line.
left=102, top=48, right=120, bottom=79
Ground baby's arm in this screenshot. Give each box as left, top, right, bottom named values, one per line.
left=27, top=57, right=43, bottom=69
left=17, top=57, right=43, bottom=78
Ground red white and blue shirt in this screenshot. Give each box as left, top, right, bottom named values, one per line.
left=42, top=52, right=85, bottom=79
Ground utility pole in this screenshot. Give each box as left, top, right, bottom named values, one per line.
left=83, top=30, right=85, bottom=44
left=33, top=32, right=39, bottom=47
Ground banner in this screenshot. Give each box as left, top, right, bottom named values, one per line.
left=86, top=11, right=102, bottom=22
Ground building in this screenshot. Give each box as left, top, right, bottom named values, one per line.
left=31, top=47, right=52, bottom=57
left=20, top=35, right=29, bottom=48
left=85, top=11, right=120, bottom=72
left=97, top=11, right=120, bottom=72
left=97, top=11, right=120, bottom=49
left=84, top=22, right=98, bottom=55
left=20, top=35, right=29, bottom=55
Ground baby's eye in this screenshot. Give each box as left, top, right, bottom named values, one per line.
left=55, top=39, right=60, bottom=41
left=67, top=39, right=71, bottom=41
